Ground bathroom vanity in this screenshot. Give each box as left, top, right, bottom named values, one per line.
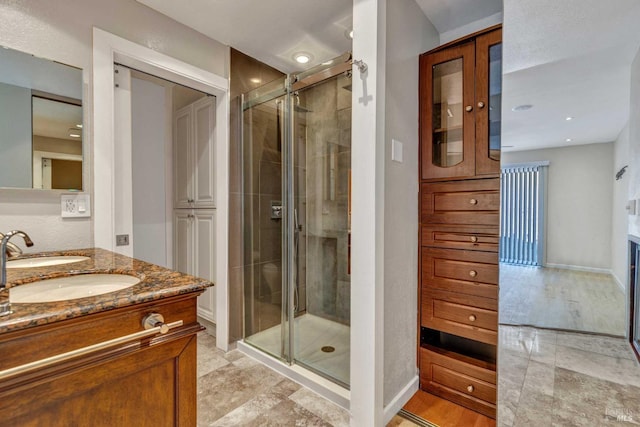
left=0, top=248, right=212, bottom=426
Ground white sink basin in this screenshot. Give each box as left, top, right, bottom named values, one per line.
left=6, top=256, right=90, bottom=269
left=10, top=274, right=141, bottom=303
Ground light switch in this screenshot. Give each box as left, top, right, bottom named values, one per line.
left=61, top=194, right=91, bottom=218
left=392, top=139, right=403, bottom=163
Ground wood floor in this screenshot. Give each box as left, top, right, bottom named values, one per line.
left=397, top=390, right=495, bottom=427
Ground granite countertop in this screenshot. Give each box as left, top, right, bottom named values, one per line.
left=0, top=248, right=213, bottom=334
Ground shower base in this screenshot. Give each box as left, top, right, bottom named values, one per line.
left=239, top=314, right=350, bottom=408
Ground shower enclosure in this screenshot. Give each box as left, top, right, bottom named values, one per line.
left=241, top=55, right=352, bottom=387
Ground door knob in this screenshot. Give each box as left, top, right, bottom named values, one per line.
left=477, top=101, right=485, bottom=109
left=465, top=105, right=473, bottom=112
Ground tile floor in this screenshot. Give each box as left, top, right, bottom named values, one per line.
left=499, top=264, right=626, bottom=336
left=198, top=325, right=640, bottom=426
left=499, top=325, right=640, bottom=427
left=197, top=332, right=351, bottom=426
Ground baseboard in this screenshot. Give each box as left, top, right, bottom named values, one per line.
left=613, top=273, right=626, bottom=293
left=197, top=316, right=216, bottom=338
left=383, top=375, right=419, bottom=425
left=545, top=263, right=611, bottom=274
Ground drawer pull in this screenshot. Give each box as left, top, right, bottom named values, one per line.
left=469, top=198, right=478, bottom=205
left=0, top=318, right=183, bottom=381
left=467, top=385, right=475, bottom=393
left=470, top=236, right=478, bottom=243
left=468, top=314, right=477, bottom=322
left=469, top=270, right=478, bottom=278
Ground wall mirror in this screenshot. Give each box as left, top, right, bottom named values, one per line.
left=0, top=46, right=83, bottom=190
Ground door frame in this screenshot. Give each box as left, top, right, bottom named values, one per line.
left=92, top=28, right=230, bottom=350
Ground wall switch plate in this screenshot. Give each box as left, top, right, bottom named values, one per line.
left=392, top=139, right=403, bottom=163
left=116, top=234, right=130, bottom=246
left=61, top=194, right=91, bottom=218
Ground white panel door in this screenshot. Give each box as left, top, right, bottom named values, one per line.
left=193, top=97, right=216, bottom=208
left=173, top=210, right=193, bottom=275
left=173, top=106, right=192, bottom=209
left=194, top=209, right=216, bottom=322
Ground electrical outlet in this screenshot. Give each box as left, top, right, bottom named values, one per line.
left=116, top=234, right=129, bottom=246
left=61, top=194, right=91, bottom=218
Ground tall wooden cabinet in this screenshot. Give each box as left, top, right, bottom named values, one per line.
left=418, top=26, right=502, bottom=419
left=174, top=96, right=217, bottom=324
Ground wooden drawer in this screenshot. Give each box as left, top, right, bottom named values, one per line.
left=420, top=346, right=496, bottom=418
left=421, top=179, right=500, bottom=226
left=421, top=225, right=498, bottom=252
left=421, top=248, right=498, bottom=299
left=422, top=290, right=497, bottom=345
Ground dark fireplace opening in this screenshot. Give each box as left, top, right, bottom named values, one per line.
left=630, top=237, right=640, bottom=361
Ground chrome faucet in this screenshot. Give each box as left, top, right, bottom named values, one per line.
left=1, top=231, right=34, bottom=316
left=0, top=233, right=24, bottom=259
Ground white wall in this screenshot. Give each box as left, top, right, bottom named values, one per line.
left=131, top=77, right=169, bottom=267
left=383, top=0, right=439, bottom=410
left=0, top=0, right=227, bottom=253
left=503, top=143, right=614, bottom=270
left=612, top=124, right=630, bottom=289
left=629, top=46, right=640, bottom=239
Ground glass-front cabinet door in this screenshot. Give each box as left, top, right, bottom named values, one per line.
left=421, top=42, right=475, bottom=180
left=475, top=28, right=502, bottom=175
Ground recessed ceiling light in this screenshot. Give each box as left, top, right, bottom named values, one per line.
left=293, top=52, right=312, bottom=64
left=512, top=104, right=533, bottom=112
left=69, top=133, right=81, bottom=138
left=250, top=78, right=261, bottom=84
left=565, top=138, right=572, bottom=142
left=75, top=124, right=83, bottom=128
left=565, top=116, right=573, bottom=121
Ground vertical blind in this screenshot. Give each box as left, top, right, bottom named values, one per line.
left=500, top=163, right=547, bottom=266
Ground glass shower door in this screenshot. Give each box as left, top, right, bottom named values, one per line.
left=242, top=77, right=290, bottom=361
left=291, top=72, right=352, bottom=387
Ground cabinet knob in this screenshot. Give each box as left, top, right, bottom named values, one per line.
left=470, top=236, right=478, bottom=243
left=469, top=198, right=478, bottom=205
left=468, top=314, right=477, bottom=322
left=477, top=101, right=485, bottom=109
left=467, top=385, right=475, bottom=393
left=469, top=270, right=478, bottom=278
left=142, top=313, right=170, bottom=334
left=465, top=105, right=473, bottom=112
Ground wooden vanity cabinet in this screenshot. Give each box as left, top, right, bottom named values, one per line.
left=418, top=25, right=501, bottom=419
left=0, top=293, right=203, bottom=426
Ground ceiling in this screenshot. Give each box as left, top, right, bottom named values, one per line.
left=137, top=0, right=640, bottom=152
left=136, top=0, right=353, bottom=73
left=502, top=0, right=640, bottom=151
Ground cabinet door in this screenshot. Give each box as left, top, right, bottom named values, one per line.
left=194, top=209, right=216, bottom=322
left=173, top=210, right=193, bottom=275
left=475, top=28, right=502, bottom=175
left=174, top=106, right=193, bottom=208
left=421, top=41, right=476, bottom=180
left=193, top=97, right=216, bottom=208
